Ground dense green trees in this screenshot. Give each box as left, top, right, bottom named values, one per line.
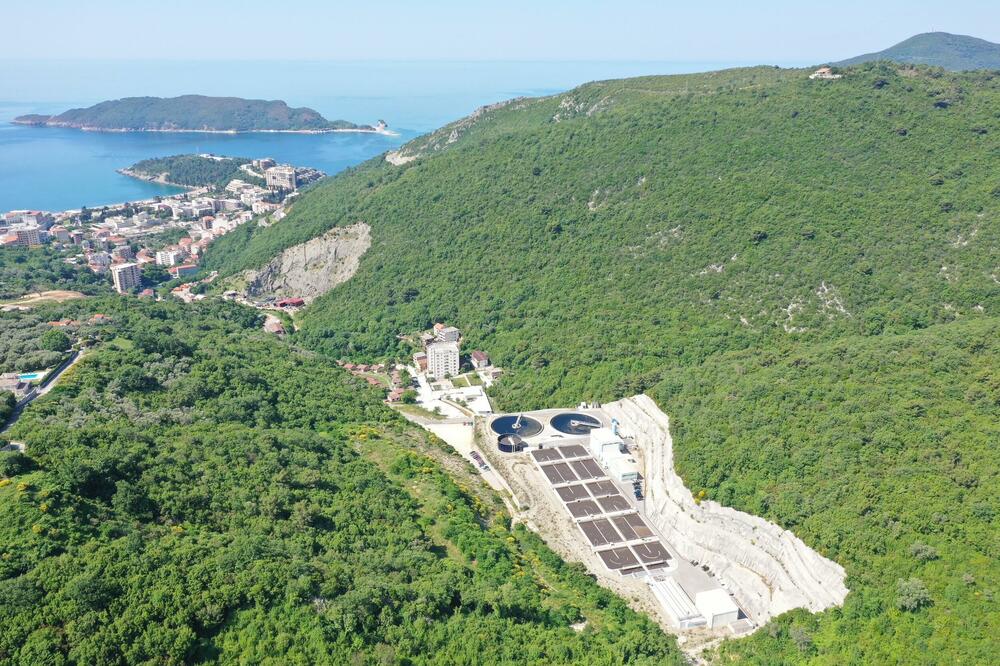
left=126, top=154, right=264, bottom=189
left=0, top=248, right=108, bottom=300
left=38, top=328, right=71, bottom=352
left=203, top=63, right=1000, bottom=663
left=0, top=391, right=14, bottom=424
left=658, top=319, right=999, bottom=663
left=0, top=312, right=78, bottom=373
left=0, top=300, right=682, bottom=664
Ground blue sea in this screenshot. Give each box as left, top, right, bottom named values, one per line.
left=0, top=60, right=781, bottom=212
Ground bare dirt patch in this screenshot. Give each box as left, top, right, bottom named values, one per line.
left=1, top=290, right=86, bottom=308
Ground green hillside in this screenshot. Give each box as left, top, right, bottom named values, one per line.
left=836, top=32, right=1000, bottom=71
left=0, top=297, right=681, bottom=664
left=204, top=63, right=1000, bottom=662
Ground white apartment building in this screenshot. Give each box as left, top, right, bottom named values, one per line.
left=265, top=165, right=297, bottom=191
left=111, top=262, right=142, bottom=294
left=427, top=342, right=460, bottom=379
left=156, top=249, right=184, bottom=266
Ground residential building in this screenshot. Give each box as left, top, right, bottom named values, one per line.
left=156, top=249, right=184, bottom=266
left=252, top=200, right=278, bottom=215
left=809, top=67, right=842, bottom=80
left=226, top=179, right=251, bottom=194
left=12, top=227, right=46, bottom=246
left=436, top=326, right=461, bottom=343
left=88, top=251, right=112, bottom=268
left=470, top=350, right=491, bottom=369
left=167, top=264, right=198, bottom=279
left=0, top=373, right=32, bottom=399
left=413, top=351, right=428, bottom=372
left=265, top=165, right=297, bottom=191
left=111, top=262, right=142, bottom=294
left=112, top=245, right=135, bottom=261
left=427, top=341, right=460, bottom=379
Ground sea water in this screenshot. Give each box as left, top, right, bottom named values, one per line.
left=0, top=60, right=764, bottom=212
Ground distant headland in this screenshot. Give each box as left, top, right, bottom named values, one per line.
left=12, top=94, right=394, bottom=135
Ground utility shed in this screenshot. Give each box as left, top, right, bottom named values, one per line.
left=607, top=453, right=641, bottom=482
left=649, top=578, right=706, bottom=629
left=695, top=589, right=740, bottom=628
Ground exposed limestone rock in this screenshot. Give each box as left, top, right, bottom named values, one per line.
left=239, top=222, right=370, bottom=303
left=385, top=98, right=528, bottom=164
left=604, top=395, right=848, bottom=624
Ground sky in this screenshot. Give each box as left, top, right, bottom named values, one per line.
left=5, top=0, right=999, bottom=63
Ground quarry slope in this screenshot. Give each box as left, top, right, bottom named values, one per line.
left=234, top=222, right=370, bottom=303
left=605, top=395, right=848, bottom=622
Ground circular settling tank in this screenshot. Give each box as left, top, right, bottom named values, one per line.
left=550, top=412, right=602, bottom=435
left=497, top=434, right=525, bottom=453
left=490, top=414, right=543, bottom=438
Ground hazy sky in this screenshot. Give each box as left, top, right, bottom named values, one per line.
left=6, top=0, right=999, bottom=63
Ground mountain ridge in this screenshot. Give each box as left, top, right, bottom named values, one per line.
left=834, top=31, right=1000, bottom=70
left=203, top=63, right=1000, bottom=663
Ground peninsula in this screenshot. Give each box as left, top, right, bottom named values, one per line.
left=12, top=95, right=391, bottom=134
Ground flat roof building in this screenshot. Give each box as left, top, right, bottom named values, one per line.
left=649, top=579, right=706, bottom=629
left=265, top=165, right=297, bottom=191
left=695, top=589, right=740, bottom=628
left=427, top=341, right=460, bottom=379
left=436, top=326, right=461, bottom=343
left=111, top=262, right=142, bottom=294
left=156, top=249, right=184, bottom=266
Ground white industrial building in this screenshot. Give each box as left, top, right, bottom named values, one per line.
left=427, top=341, right=460, bottom=379
left=607, top=453, right=641, bottom=482
left=589, top=427, right=641, bottom=481
left=649, top=579, right=706, bottom=629
left=695, top=589, right=740, bottom=628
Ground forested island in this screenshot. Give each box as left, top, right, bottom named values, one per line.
left=12, top=95, right=388, bottom=133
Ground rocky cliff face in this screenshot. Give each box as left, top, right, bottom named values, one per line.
left=239, top=222, right=370, bottom=303
left=604, top=395, right=849, bottom=624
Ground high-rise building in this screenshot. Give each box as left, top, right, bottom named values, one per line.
left=111, top=262, right=142, bottom=294
left=12, top=227, right=45, bottom=246
left=427, top=342, right=460, bottom=379
left=265, top=165, right=297, bottom=191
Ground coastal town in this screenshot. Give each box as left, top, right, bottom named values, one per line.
left=1, top=156, right=324, bottom=296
